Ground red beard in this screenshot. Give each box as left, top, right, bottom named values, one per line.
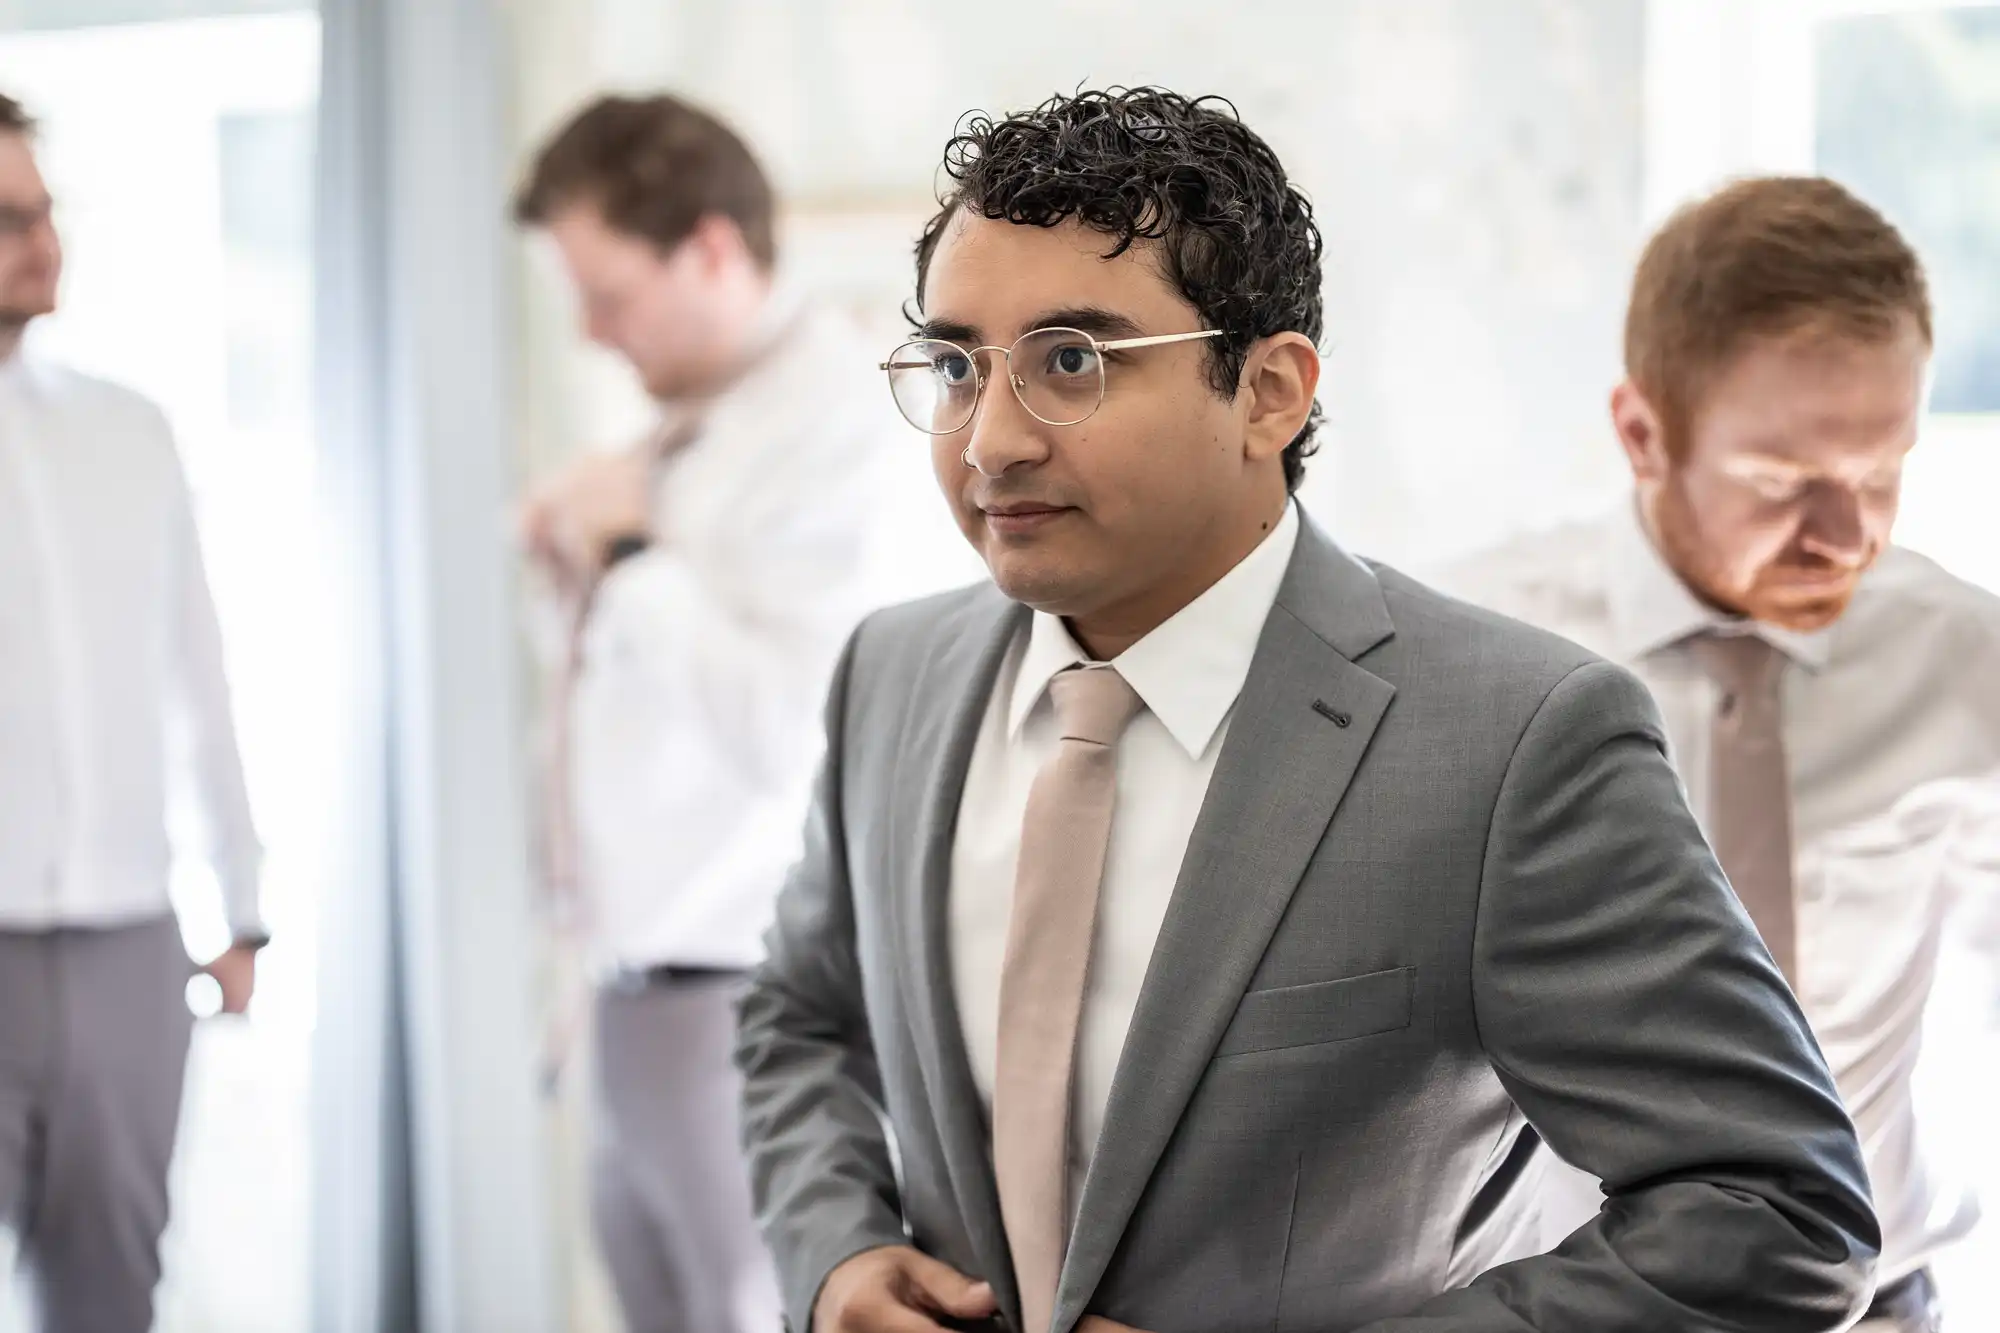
left=1649, top=480, right=1869, bottom=632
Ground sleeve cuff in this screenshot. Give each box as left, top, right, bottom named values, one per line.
left=219, top=850, right=267, bottom=941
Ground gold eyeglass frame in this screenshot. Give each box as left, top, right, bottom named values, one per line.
left=880, top=326, right=1223, bottom=434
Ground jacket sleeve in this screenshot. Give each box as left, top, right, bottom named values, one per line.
left=735, top=628, right=909, bottom=1331
left=1359, top=661, right=1878, bottom=1332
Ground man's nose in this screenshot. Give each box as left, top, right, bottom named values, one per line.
left=960, top=363, right=1050, bottom=478
left=1797, top=482, right=1867, bottom=565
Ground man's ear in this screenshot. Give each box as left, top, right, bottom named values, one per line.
left=1612, top=378, right=1671, bottom=487
left=1241, top=332, right=1320, bottom=466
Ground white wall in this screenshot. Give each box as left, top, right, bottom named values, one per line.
left=508, top=0, right=1648, bottom=570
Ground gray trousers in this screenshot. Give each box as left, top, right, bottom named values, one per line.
left=593, top=974, right=779, bottom=1333
left=0, top=916, right=192, bottom=1333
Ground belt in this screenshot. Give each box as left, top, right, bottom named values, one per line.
left=1865, top=1268, right=1940, bottom=1328
left=607, top=963, right=747, bottom=993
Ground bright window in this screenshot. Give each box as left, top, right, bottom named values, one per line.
left=0, top=12, right=320, bottom=1331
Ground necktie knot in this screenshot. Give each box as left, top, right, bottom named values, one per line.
left=1048, top=665, right=1144, bottom=748
left=1689, top=630, right=1786, bottom=699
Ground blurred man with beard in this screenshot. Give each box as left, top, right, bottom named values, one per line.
left=1439, top=176, right=2000, bottom=1333
left=0, top=91, right=267, bottom=1333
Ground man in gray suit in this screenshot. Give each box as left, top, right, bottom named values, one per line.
left=736, top=87, right=1879, bottom=1333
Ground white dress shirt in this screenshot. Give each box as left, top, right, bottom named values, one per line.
left=562, top=294, right=921, bottom=972
left=0, top=352, right=262, bottom=935
left=1433, top=503, right=2000, bottom=1283
left=951, top=501, right=1301, bottom=1207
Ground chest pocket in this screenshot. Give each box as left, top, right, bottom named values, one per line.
left=1215, top=966, right=1413, bottom=1058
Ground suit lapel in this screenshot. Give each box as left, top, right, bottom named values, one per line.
left=886, top=588, right=1028, bottom=1323
left=1055, top=523, right=1399, bottom=1330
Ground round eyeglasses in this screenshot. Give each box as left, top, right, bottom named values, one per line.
left=880, top=326, right=1222, bottom=435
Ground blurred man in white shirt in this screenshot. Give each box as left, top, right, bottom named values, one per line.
left=1437, top=176, right=2000, bottom=1333
left=512, top=94, right=903, bottom=1333
left=0, top=92, right=266, bottom=1333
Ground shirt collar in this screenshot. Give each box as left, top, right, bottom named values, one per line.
left=749, top=278, right=806, bottom=351
left=1605, top=497, right=1832, bottom=671
left=1008, top=501, right=1302, bottom=758
left=654, top=283, right=807, bottom=439
left=0, top=345, right=30, bottom=392
left=0, top=350, right=49, bottom=416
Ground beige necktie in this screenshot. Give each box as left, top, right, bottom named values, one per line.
left=533, top=418, right=701, bottom=1093
left=993, top=665, right=1144, bottom=1333
left=1689, top=632, right=1798, bottom=985
left=538, top=418, right=703, bottom=917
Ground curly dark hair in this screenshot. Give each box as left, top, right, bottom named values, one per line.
left=914, top=87, right=1324, bottom=492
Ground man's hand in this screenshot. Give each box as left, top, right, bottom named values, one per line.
left=519, top=448, right=654, bottom=585
left=202, top=944, right=258, bottom=1015
left=1077, top=1320, right=1149, bottom=1333
left=814, top=1245, right=997, bottom=1332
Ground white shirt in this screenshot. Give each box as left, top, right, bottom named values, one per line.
left=951, top=502, right=1301, bottom=1207
left=1433, top=503, right=2000, bottom=1283
left=0, top=352, right=263, bottom=935
left=562, top=295, right=924, bottom=971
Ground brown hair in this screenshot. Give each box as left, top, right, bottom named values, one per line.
left=0, top=91, right=34, bottom=135
left=513, top=94, right=775, bottom=270
left=1626, top=176, right=1931, bottom=448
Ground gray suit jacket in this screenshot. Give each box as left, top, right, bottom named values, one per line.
left=737, top=518, right=1878, bottom=1333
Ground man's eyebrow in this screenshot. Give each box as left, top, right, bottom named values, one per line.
left=910, top=306, right=1147, bottom=345
left=912, top=317, right=979, bottom=343
left=1024, top=307, right=1146, bottom=340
